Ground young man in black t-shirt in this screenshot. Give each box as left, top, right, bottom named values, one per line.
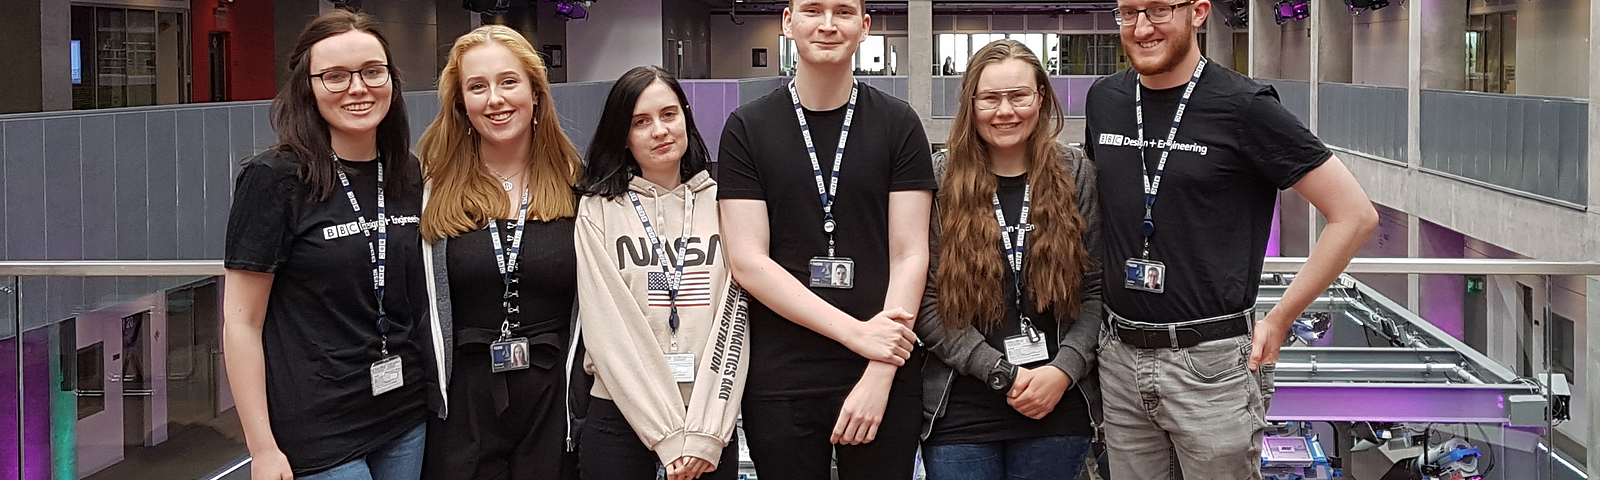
left=716, top=0, right=935, bottom=478
left=1083, top=0, right=1378, bottom=478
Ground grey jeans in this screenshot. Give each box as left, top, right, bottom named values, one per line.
left=1098, top=326, right=1276, bottom=480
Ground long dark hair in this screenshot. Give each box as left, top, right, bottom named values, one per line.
left=575, top=66, right=711, bottom=199
left=268, top=9, right=413, bottom=200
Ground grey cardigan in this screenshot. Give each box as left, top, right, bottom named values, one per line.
left=916, top=145, right=1106, bottom=440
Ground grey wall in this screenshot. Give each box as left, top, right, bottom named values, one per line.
left=1514, top=0, right=1589, bottom=97
left=1352, top=4, right=1410, bottom=87
left=1318, top=83, right=1407, bottom=161
left=0, top=0, right=45, bottom=114
left=663, top=0, right=713, bottom=79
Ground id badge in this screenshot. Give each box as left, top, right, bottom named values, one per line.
left=808, top=256, right=855, bottom=289
left=1124, top=258, right=1166, bottom=293
left=1004, top=335, right=1049, bottom=365
left=491, top=337, right=532, bottom=373
left=370, top=356, right=404, bottom=396
left=665, top=353, right=696, bottom=383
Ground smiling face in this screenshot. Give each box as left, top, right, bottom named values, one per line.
left=308, top=30, right=392, bottom=145
left=1118, top=0, right=1207, bottom=77
left=973, top=58, right=1041, bottom=157
left=459, top=42, right=539, bottom=150
left=783, top=0, right=871, bottom=67
left=626, top=80, right=689, bottom=182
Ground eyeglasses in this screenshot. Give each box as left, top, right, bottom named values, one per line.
left=1113, top=0, right=1198, bottom=26
left=310, top=64, right=392, bottom=93
left=973, top=88, right=1038, bottom=111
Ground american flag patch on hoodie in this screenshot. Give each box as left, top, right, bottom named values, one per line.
left=647, top=271, right=712, bottom=307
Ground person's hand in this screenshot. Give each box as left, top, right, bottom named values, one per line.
left=250, top=448, right=293, bottom=480
left=1249, top=315, right=1292, bottom=371
left=1007, top=366, right=1071, bottom=419
left=843, top=309, right=916, bottom=366
left=666, top=456, right=715, bottom=480
left=831, top=368, right=893, bottom=445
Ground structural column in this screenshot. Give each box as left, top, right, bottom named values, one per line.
left=1586, top=0, right=1600, bottom=474
left=1204, top=8, right=1235, bottom=70
left=1309, top=0, right=1352, bottom=132
left=1417, top=0, right=1466, bottom=90
left=0, top=0, right=71, bottom=113
left=907, top=0, right=933, bottom=120
left=1248, top=0, right=1283, bottom=78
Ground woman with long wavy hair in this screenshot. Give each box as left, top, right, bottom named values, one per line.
left=415, top=25, right=584, bottom=480
left=914, top=39, right=1105, bottom=480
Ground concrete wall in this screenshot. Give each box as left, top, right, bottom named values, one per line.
left=566, top=0, right=665, bottom=82
left=1352, top=4, right=1410, bottom=87
left=1514, top=0, right=1590, bottom=98
left=712, top=15, right=784, bottom=79
left=1279, top=22, right=1312, bottom=81
left=0, top=1, right=45, bottom=114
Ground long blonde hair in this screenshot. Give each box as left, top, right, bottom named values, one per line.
left=419, top=25, right=582, bottom=242
left=936, top=39, right=1091, bottom=332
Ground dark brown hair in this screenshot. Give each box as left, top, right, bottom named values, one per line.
left=268, top=9, right=412, bottom=200
left=936, top=39, right=1091, bottom=332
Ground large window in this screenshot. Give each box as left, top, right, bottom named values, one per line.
left=71, top=5, right=189, bottom=109
left=936, top=33, right=1066, bottom=75
left=1057, top=34, right=1126, bottom=75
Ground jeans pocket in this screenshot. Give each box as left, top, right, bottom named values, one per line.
left=1257, top=363, right=1277, bottom=410
left=1179, top=337, right=1249, bottom=383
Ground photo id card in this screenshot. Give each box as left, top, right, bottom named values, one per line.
left=370, top=356, right=404, bottom=396
left=491, top=337, right=532, bottom=373
left=1004, top=334, right=1050, bottom=365
left=665, top=353, right=696, bottom=383
left=1124, top=258, right=1166, bottom=294
left=808, top=256, right=855, bottom=289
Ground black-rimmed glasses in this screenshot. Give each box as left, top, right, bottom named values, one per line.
left=311, top=64, right=392, bottom=93
left=1113, top=0, right=1198, bottom=26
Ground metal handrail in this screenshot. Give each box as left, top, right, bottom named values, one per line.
left=0, top=260, right=224, bottom=276
left=1263, top=257, right=1600, bottom=276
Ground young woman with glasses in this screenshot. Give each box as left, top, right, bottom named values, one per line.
left=915, top=39, right=1104, bottom=480
left=223, top=9, right=429, bottom=480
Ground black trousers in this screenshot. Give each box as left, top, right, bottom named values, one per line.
left=578, top=397, right=742, bottom=480
left=741, top=390, right=922, bottom=480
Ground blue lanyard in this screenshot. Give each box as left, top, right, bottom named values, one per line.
left=627, top=189, right=696, bottom=350
left=334, top=158, right=389, bottom=356
left=1133, top=57, right=1207, bottom=259
left=788, top=80, right=858, bottom=257
left=487, top=186, right=531, bottom=339
left=992, top=183, right=1039, bottom=341
left=991, top=184, right=1032, bottom=314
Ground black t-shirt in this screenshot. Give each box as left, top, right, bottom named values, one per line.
left=717, top=83, right=937, bottom=398
left=924, top=174, right=1092, bottom=445
left=446, top=218, right=576, bottom=341
left=1084, top=62, right=1330, bottom=323
left=224, top=152, right=428, bottom=475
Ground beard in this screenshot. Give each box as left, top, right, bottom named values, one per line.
left=1123, top=26, right=1195, bottom=77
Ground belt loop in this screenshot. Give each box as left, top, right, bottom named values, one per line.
left=1167, top=324, right=1179, bottom=350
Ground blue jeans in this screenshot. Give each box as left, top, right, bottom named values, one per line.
left=299, top=423, right=427, bottom=480
left=922, top=435, right=1093, bottom=480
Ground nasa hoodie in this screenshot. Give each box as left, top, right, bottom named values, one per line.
left=574, top=171, right=750, bottom=467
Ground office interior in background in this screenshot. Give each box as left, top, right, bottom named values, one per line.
left=0, top=0, right=1597, bottom=478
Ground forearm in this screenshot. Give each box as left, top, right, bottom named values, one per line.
left=729, top=254, right=859, bottom=342
left=222, top=319, right=279, bottom=455
left=1266, top=220, right=1369, bottom=324
left=882, top=252, right=928, bottom=321
left=859, top=359, right=899, bottom=385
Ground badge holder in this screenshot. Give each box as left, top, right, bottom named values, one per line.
left=491, top=306, right=531, bottom=374
left=808, top=256, right=855, bottom=289
left=371, top=331, right=404, bottom=396
left=1003, top=317, right=1049, bottom=365
left=1124, top=258, right=1166, bottom=294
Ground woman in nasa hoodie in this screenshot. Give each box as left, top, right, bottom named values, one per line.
left=572, top=66, right=750, bottom=480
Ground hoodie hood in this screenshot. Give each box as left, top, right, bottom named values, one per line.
left=626, top=171, right=715, bottom=197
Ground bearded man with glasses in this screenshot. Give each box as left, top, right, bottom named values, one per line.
left=1083, top=0, right=1379, bottom=479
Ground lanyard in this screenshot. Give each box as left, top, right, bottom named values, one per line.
left=992, top=183, right=1039, bottom=341
left=1133, top=57, right=1207, bottom=259
left=788, top=80, right=858, bottom=257
left=627, top=189, right=696, bottom=351
left=487, top=186, right=531, bottom=340
left=334, top=158, right=389, bottom=356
